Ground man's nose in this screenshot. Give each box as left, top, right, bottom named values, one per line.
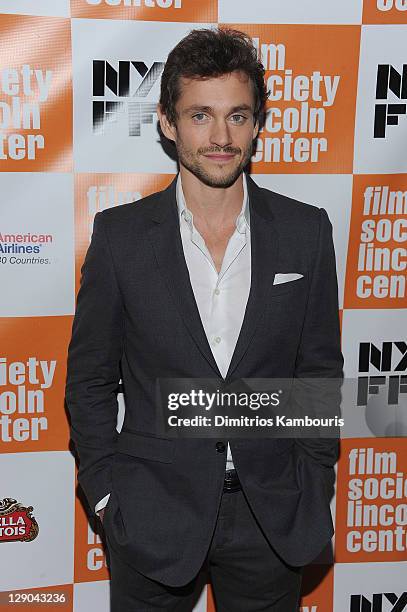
left=209, top=119, right=232, bottom=148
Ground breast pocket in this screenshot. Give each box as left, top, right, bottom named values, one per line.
left=269, top=274, right=307, bottom=299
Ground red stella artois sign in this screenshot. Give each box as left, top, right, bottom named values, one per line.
left=0, top=498, right=39, bottom=542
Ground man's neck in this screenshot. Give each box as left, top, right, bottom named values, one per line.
left=179, top=165, right=244, bottom=231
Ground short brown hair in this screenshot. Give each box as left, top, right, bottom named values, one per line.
left=159, top=27, right=269, bottom=128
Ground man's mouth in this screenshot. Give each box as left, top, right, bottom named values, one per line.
left=203, top=153, right=236, bottom=162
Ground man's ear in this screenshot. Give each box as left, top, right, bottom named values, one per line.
left=157, top=104, right=177, bottom=143
left=252, top=118, right=260, bottom=140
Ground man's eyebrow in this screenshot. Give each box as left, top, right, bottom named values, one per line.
left=182, top=104, right=254, bottom=115
left=229, top=104, right=253, bottom=113
left=182, top=105, right=212, bottom=115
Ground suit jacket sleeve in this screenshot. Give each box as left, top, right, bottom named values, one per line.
left=65, top=211, right=124, bottom=513
left=293, top=207, right=344, bottom=469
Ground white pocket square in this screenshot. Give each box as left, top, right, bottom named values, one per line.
left=273, top=273, right=304, bottom=285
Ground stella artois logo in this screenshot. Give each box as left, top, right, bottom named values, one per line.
left=0, top=498, right=39, bottom=542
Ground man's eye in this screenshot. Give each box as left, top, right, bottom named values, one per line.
left=192, top=113, right=208, bottom=122
left=230, top=114, right=246, bottom=124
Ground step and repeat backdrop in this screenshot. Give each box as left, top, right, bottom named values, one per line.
left=0, top=0, right=406, bottom=610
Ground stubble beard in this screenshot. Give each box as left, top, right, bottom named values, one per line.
left=175, top=139, right=254, bottom=188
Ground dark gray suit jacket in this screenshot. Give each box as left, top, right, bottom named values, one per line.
left=65, top=173, right=344, bottom=587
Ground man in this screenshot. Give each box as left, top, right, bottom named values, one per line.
left=66, top=27, right=344, bottom=611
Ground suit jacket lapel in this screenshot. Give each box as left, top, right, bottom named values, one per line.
left=147, top=177, right=223, bottom=378
left=225, top=175, right=279, bottom=379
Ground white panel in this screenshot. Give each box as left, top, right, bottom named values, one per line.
left=72, top=19, right=213, bottom=173
left=0, top=451, right=75, bottom=590
left=74, top=581, right=110, bottom=612
left=219, top=0, right=363, bottom=24
left=354, top=25, right=407, bottom=173
left=0, top=0, right=69, bottom=17
left=333, top=561, right=407, bottom=612
left=340, top=309, right=407, bottom=438
left=0, top=173, right=75, bottom=317
left=192, top=584, right=209, bottom=612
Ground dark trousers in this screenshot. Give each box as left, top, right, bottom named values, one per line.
left=106, top=487, right=303, bottom=611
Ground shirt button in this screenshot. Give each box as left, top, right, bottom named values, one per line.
left=214, top=288, right=220, bottom=295
left=216, top=441, right=226, bottom=453
left=214, top=337, right=221, bottom=344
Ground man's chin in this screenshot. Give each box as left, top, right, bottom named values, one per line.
left=187, top=165, right=243, bottom=189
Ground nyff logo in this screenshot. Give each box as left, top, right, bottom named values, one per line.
left=374, top=64, right=407, bottom=138
left=92, top=60, right=164, bottom=136
left=350, top=592, right=407, bottom=611
left=357, top=341, right=407, bottom=405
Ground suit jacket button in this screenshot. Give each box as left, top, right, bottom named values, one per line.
left=215, top=441, right=226, bottom=453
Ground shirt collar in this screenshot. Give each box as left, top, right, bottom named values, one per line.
left=176, top=172, right=250, bottom=234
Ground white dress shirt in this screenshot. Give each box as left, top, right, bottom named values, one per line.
left=176, top=173, right=251, bottom=471
left=95, top=173, right=251, bottom=514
